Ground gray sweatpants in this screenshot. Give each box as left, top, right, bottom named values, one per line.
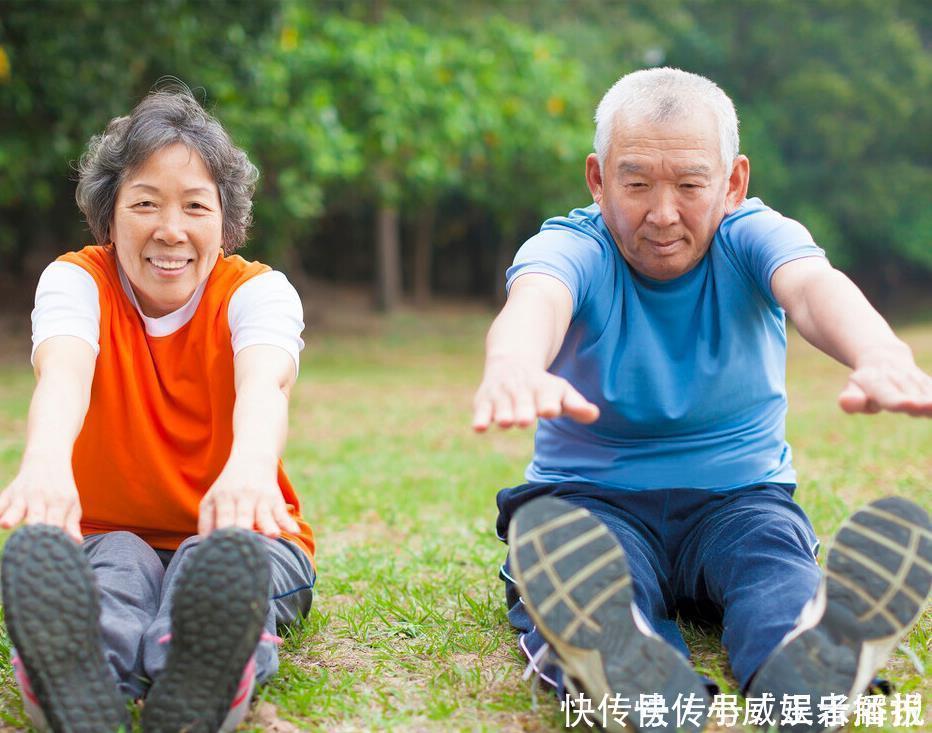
left=82, top=531, right=315, bottom=699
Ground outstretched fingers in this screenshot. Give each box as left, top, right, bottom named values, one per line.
left=561, top=384, right=601, bottom=423
left=473, top=372, right=599, bottom=431
left=0, top=493, right=25, bottom=530
left=840, top=366, right=932, bottom=416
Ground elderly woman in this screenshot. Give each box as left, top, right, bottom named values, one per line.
left=0, top=88, right=315, bottom=733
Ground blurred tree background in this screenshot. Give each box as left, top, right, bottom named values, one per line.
left=1, top=0, right=929, bottom=314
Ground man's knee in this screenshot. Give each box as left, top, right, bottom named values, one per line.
left=703, top=498, right=820, bottom=564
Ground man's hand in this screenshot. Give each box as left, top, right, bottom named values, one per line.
left=838, top=349, right=932, bottom=416
left=198, top=459, right=300, bottom=539
left=772, top=258, right=932, bottom=418
left=472, top=355, right=600, bottom=431
left=473, top=273, right=597, bottom=431
left=0, top=461, right=82, bottom=542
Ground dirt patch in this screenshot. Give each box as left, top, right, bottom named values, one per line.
left=293, top=635, right=374, bottom=678
left=317, top=509, right=397, bottom=556
left=246, top=701, right=304, bottom=732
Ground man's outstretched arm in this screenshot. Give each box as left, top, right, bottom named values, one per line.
left=472, top=273, right=600, bottom=431
left=771, top=256, right=932, bottom=416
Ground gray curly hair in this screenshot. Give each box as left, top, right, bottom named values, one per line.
left=75, top=85, right=258, bottom=254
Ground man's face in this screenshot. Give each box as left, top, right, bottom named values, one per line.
left=586, top=109, right=748, bottom=281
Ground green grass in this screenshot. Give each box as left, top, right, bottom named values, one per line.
left=0, top=309, right=929, bottom=732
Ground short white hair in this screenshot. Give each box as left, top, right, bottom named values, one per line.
left=593, top=67, right=739, bottom=169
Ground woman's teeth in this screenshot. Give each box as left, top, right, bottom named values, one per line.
left=150, top=258, right=188, bottom=270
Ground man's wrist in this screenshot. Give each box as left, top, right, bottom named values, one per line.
left=485, top=351, right=544, bottom=370
left=853, top=341, right=914, bottom=370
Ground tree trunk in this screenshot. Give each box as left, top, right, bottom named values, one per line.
left=280, top=244, right=313, bottom=300
left=412, top=203, right=436, bottom=308
left=375, top=202, right=402, bottom=312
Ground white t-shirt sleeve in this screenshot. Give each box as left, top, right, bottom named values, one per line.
left=228, top=271, right=305, bottom=376
left=31, top=261, right=101, bottom=364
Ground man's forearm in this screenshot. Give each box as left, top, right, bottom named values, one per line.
left=485, top=277, right=573, bottom=369
left=793, top=268, right=912, bottom=368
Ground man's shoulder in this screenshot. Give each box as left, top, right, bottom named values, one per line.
left=541, top=203, right=611, bottom=242
left=717, top=196, right=815, bottom=250
left=718, top=197, right=780, bottom=237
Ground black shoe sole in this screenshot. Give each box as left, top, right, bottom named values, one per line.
left=1, top=525, right=128, bottom=733
left=509, top=497, right=707, bottom=732
left=141, top=528, right=270, bottom=733
left=748, top=496, right=932, bottom=732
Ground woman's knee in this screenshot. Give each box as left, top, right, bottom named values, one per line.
left=84, top=531, right=163, bottom=573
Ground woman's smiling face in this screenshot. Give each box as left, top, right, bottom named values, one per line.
left=110, top=143, right=223, bottom=317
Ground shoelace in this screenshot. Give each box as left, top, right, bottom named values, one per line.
left=521, top=641, right=555, bottom=710
left=896, top=642, right=924, bottom=677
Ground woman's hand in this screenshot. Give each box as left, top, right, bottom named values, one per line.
left=199, top=345, right=301, bottom=539
left=0, top=460, right=83, bottom=542
left=198, top=457, right=300, bottom=539
left=0, top=336, right=96, bottom=544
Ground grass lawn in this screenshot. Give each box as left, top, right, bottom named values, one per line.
left=0, top=307, right=928, bottom=732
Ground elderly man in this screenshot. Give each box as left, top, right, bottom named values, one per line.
left=473, top=67, right=931, bottom=732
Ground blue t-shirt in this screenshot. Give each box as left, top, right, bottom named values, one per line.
left=506, top=197, right=825, bottom=491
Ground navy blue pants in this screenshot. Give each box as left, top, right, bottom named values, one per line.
left=496, top=482, right=822, bottom=690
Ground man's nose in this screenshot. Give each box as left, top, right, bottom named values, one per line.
left=154, top=207, right=187, bottom=244
left=645, top=186, right=679, bottom=229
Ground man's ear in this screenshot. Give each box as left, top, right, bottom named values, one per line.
left=725, top=155, right=750, bottom=214
left=585, top=154, right=604, bottom=204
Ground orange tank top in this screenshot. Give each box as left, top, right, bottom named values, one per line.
left=59, top=245, right=315, bottom=561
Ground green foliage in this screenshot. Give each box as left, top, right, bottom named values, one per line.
left=0, top=0, right=278, bottom=264
left=1, top=0, right=930, bottom=291
left=659, top=0, right=932, bottom=278
left=458, top=18, right=593, bottom=225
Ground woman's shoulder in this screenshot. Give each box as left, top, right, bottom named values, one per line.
left=56, top=245, right=118, bottom=283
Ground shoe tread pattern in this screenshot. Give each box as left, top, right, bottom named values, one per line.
left=509, top=497, right=706, bottom=732
left=826, top=498, right=931, bottom=639
left=141, top=529, right=270, bottom=733
left=748, top=497, right=931, bottom=733
left=1, top=525, right=128, bottom=733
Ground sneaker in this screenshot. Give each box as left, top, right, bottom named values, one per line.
left=747, top=496, right=932, bottom=732
left=508, top=497, right=708, bottom=732
left=151, top=635, right=280, bottom=732
left=141, top=528, right=270, bottom=733
left=1, top=525, right=129, bottom=732
left=218, top=654, right=257, bottom=733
